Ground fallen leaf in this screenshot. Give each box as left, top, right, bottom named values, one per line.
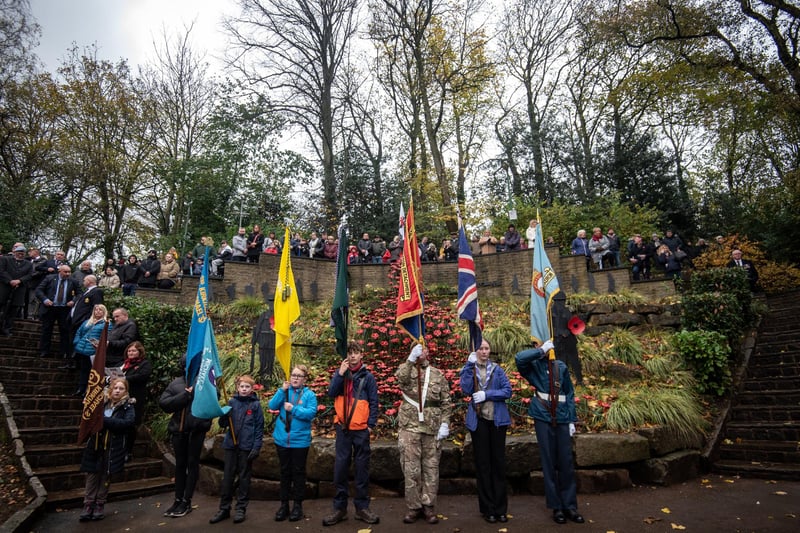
left=725, top=479, right=735, bottom=483
left=785, top=513, right=796, bottom=518
left=670, top=523, right=686, bottom=530
left=643, top=517, right=662, bottom=524
left=661, top=507, right=671, bottom=514
left=773, top=491, right=788, bottom=495
left=357, top=529, right=372, bottom=533
left=766, top=480, right=777, bottom=484
left=499, top=528, right=508, bottom=532
left=701, top=478, right=709, bottom=484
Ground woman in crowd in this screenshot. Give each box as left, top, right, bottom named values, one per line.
left=72, top=304, right=111, bottom=397
left=79, top=377, right=135, bottom=522
left=98, top=266, right=120, bottom=289
left=157, top=252, right=181, bottom=289
left=657, top=244, right=682, bottom=280
left=268, top=364, right=318, bottom=522
left=121, top=341, right=152, bottom=462
left=158, top=355, right=212, bottom=518
left=459, top=339, right=512, bottom=524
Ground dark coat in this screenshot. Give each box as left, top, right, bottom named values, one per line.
left=106, top=319, right=139, bottom=367
left=70, top=286, right=104, bottom=333
left=159, top=375, right=213, bottom=434
left=35, top=274, right=80, bottom=308
left=80, top=396, right=136, bottom=475
left=220, top=393, right=264, bottom=452
left=0, top=255, right=34, bottom=306
left=138, top=256, right=161, bottom=286
left=123, top=358, right=152, bottom=424
left=120, top=263, right=143, bottom=285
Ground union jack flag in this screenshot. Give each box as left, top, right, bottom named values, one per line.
left=457, top=215, right=483, bottom=351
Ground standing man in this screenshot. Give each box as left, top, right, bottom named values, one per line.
left=139, top=250, right=161, bottom=289
left=515, top=340, right=584, bottom=525
left=504, top=224, right=521, bottom=251
left=35, top=264, right=79, bottom=358
left=105, top=308, right=139, bottom=368
left=727, top=249, right=759, bottom=291
left=396, top=344, right=452, bottom=524
left=323, top=341, right=380, bottom=527
left=63, top=274, right=104, bottom=369
left=0, top=244, right=34, bottom=336
left=246, top=226, right=264, bottom=263
left=72, top=260, right=95, bottom=288
left=231, top=228, right=248, bottom=262
left=26, top=247, right=47, bottom=318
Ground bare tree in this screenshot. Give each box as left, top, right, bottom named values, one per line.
left=225, top=0, right=359, bottom=226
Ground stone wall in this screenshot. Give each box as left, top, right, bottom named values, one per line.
left=192, top=426, right=703, bottom=499
left=139, top=247, right=676, bottom=307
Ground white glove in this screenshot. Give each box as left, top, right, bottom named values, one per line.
left=569, top=423, right=576, bottom=437
left=437, top=422, right=449, bottom=440
left=540, top=340, right=554, bottom=353
left=467, top=352, right=477, bottom=364
left=408, top=344, right=423, bottom=362
left=472, top=390, right=486, bottom=403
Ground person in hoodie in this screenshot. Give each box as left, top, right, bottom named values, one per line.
left=268, top=364, right=318, bottom=522
left=158, top=356, right=213, bottom=519
left=459, top=339, right=512, bottom=524
left=209, top=375, right=264, bottom=525
left=78, top=377, right=136, bottom=522
left=322, top=341, right=380, bottom=527
left=138, top=250, right=161, bottom=288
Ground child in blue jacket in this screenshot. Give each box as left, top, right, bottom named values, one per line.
left=209, top=375, right=264, bottom=525
left=268, top=364, right=318, bottom=522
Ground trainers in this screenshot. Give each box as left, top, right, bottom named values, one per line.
left=79, top=503, right=94, bottom=522
left=233, top=509, right=246, bottom=524
left=354, top=507, right=380, bottom=524
left=171, top=499, right=192, bottom=517
left=91, top=503, right=105, bottom=521
left=163, top=499, right=181, bottom=517
left=322, top=508, right=347, bottom=526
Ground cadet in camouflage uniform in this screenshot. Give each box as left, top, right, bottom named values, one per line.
left=396, top=343, right=453, bottom=524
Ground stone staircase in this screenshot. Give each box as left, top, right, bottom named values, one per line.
left=0, top=319, right=173, bottom=509
left=712, top=291, right=800, bottom=480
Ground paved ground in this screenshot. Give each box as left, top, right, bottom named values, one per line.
left=30, top=475, right=799, bottom=533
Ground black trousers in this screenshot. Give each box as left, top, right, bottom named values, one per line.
left=219, top=448, right=253, bottom=512
left=39, top=306, right=71, bottom=356
left=172, top=430, right=206, bottom=502
left=534, top=419, right=577, bottom=511
left=275, top=444, right=310, bottom=502
left=333, top=426, right=371, bottom=511
left=470, top=417, right=508, bottom=516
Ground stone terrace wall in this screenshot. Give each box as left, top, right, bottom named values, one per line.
left=140, top=246, right=676, bottom=306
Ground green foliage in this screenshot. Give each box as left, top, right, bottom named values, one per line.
left=483, top=321, right=530, bottom=364
left=680, top=292, right=746, bottom=347
left=607, top=328, right=644, bottom=365
left=605, top=388, right=708, bottom=442
left=672, top=330, right=732, bottom=396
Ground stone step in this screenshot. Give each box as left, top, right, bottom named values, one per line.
left=0, top=353, right=69, bottom=370
left=35, top=457, right=166, bottom=493
left=748, top=351, right=800, bottom=367
left=0, top=368, right=79, bottom=385
left=6, top=393, right=85, bottom=411
left=45, top=477, right=174, bottom=510
left=741, top=376, right=800, bottom=392
left=728, top=404, right=800, bottom=423
left=4, top=380, right=81, bottom=396
left=712, top=459, right=800, bottom=481
left=746, top=362, right=800, bottom=378
left=17, top=425, right=79, bottom=446
left=24, top=441, right=151, bottom=469
left=722, top=422, right=800, bottom=442
left=13, top=409, right=82, bottom=429
left=717, top=440, right=800, bottom=464
left=735, top=390, right=800, bottom=407
left=753, top=337, right=800, bottom=349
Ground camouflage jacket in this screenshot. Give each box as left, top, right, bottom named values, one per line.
left=395, top=360, right=453, bottom=434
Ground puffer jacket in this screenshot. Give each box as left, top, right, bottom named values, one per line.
left=159, top=375, right=213, bottom=434
left=80, top=395, right=136, bottom=475
left=73, top=320, right=112, bottom=357
left=220, top=393, right=264, bottom=452
left=269, top=386, right=318, bottom=448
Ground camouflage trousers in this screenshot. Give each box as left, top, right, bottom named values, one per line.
left=398, top=429, right=441, bottom=509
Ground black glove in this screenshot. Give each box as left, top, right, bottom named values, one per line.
left=247, top=448, right=260, bottom=461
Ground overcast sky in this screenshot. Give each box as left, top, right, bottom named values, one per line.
left=30, top=0, right=237, bottom=73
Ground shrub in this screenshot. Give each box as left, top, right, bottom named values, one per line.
left=680, top=292, right=746, bottom=347
left=672, top=330, right=732, bottom=396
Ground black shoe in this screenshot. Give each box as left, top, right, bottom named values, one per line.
left=565, top=509, right=584, bottom=523
left=163, top=499, right=181, bottom=517
left=209, top=509, right=230, bottom=524
left=289, top=502, right=303, bottom=522
left=485, top=514, right=498, bottom=523
left=498, top=514, right=508, bottom=523
left=233, top=510, right=246, bottom=524
left=553, top=509, right=567, bottom=524
left=171, top=499, right=192, bottom=517
left=275, top=502, right=289, bottom=521
left=79, top=503, right=94, bottom=522
left=124, top=453, right=133, bottom=463
left=322, top=509, right=347, bottom=526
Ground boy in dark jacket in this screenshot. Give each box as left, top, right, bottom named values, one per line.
left=158, top=356, right=213, bottom=518
left=322, top=341, right=380, bottom=526
left=209, top=375, right=264, bottom=525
